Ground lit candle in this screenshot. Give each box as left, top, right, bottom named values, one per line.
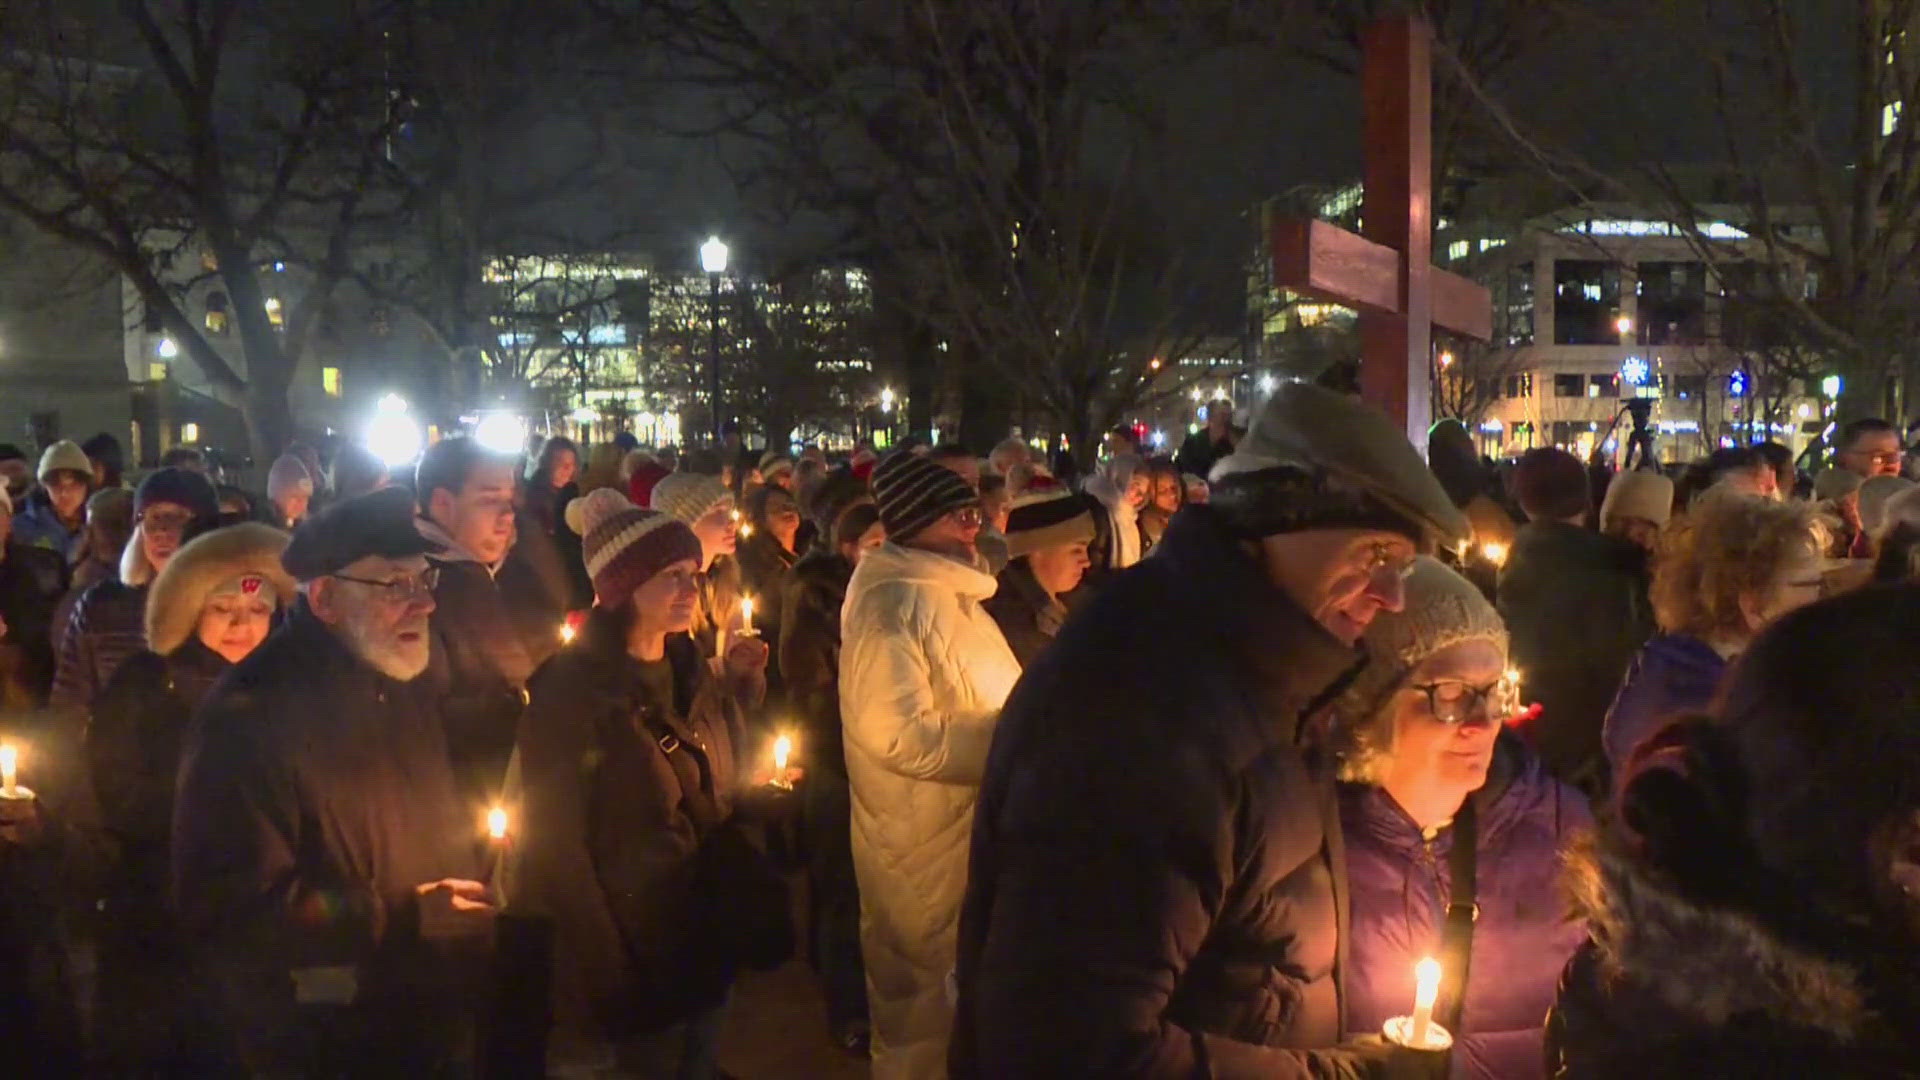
left=487, top=806, right=511, bottom=908
left=1409, top=956, right=1442, bottom=1047
left=0, top=743, right=15, bottom=798
left=487, top=806, right=509, bottom=842
left=739, top=522, right=755, bottom=539
left=770, top=733, right=794, bottom=790
left=559, top=622, right=577, bottom=645
left=1479, top=540, right=1509, bottom=566
left=738, top=596, right=759, bottom=637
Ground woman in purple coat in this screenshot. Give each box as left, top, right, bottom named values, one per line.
left=1332, top=557, right=1591, bottom=1079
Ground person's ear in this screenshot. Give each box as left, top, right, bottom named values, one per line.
left=306, top=578, right=339, bottom=625
left=1738, top=589, right=1767, bottom=634
left=428, top=487, right=455, bottom=524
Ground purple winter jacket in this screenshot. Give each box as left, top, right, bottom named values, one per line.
left=1339, top=736, right=1592, bottom=1079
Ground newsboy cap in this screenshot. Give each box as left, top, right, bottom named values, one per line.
left=281, top=486, right=441, bottom=582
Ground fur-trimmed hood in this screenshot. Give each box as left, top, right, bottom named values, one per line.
left=146, top=523, right=295, bottom=655
left=1566, top=831, right=1871, bottom=1042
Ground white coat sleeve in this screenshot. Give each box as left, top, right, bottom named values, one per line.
left=841, top=585, right=998, bottom=785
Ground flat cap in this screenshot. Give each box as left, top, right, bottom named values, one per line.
left=282, top=486, right=441, bottom=582
left=1209, top=382, right=1469, bottom=547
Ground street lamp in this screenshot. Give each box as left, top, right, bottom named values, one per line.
left=700, top=236, right=730, bottom=444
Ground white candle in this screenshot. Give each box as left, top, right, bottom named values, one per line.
left=487, top=806, right=509, bottom=842
left=773, top=735, right=791, bottom=773
left=1409, top=956, right=1442, bottom=1047
left=1480, top=540, right=1509, bottom=566
left=738, top=596, right=758, bottom=637
left=0, top=743, right=15, bottom=797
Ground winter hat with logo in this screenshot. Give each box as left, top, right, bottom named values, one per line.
left=267, top=453, right=314, bottom=500
left=37, top=440, right=92, bottom=483
left=871, top=449, right=979, bottom=544
left=135, top=466, right=221, bottom=525
left=568, top=487, right=704, bottom=607
left=1600, top=469, right=1675, bottom=531
left=648, top=470, right=734, bottom=526
left=1334, top=555, right=1510, bottom=782
left=1208, top=382, right=1468, bottom=549
left=146, top=522, right=295, bottom=655
left=1004, top=483, right=1096, bottom=558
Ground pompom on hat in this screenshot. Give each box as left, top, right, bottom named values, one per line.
left=569, top=487, right=704, bottom=608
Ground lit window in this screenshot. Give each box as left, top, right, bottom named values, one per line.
left=264, top=297, right=284, bottom=327
left=148, top=362, right=167, bottom=382
left=1447, top=239, right=1471, bottom=261
left=181, top=422, right=200, bottom=444
left=204, top=310, right=228, bottom=334
left=322, top=367, right=342, bottom=397
left=1885, top=101, right=1903, bottom=138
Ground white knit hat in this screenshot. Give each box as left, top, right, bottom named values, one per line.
left=648, top=471, right=734, bottom=525
left=37, top=439, right=90, bottom=483
left=1600, top=469, right=1675, bottom=531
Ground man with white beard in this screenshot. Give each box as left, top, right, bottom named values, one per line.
left=172, top=486, right=494, bottom=1074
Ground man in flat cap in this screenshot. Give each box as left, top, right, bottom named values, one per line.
left=952, top=384, right=1469, bottom=1077
left=171, top=487, right=494, bottom=1073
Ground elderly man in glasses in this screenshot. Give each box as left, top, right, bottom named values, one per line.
left=838, top=450, right=1021, bottom=1079
left=172, top=486, right=493, bottom=1074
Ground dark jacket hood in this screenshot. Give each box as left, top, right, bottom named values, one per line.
left=1568, top=832, right=1872, bottom=1043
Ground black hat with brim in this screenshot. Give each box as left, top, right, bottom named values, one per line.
left=281, top=485, right=442, bottom=582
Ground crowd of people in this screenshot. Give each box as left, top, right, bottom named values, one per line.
left=2, top=396, right=1919, bottom=1078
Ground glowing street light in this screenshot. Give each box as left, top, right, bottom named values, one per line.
left=473, top=412, right=527, bottom=455
left=700, top=236, right=730, bottom=443
left=1614, top=314, right=1634, bottom=336
left=879, top=387, right=895, bottom=414
left=365, top=393, right=423, bottom=468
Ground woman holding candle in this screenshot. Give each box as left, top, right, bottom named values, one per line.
left=646, top=470, right=768, bottom=700
left=84, top=522, right=295, bottom=1072
left=735, top=484, right=804, bottom=647
left=518, top=489, right=791, bottom=1077
left=1550, top=585, right=1920, bottom=1074
left=1332, top=556, right=1591, bottom=1078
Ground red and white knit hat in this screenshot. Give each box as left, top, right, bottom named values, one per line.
left=566, top=487, right=704, bottom=607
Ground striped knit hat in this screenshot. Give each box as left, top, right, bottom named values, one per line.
left=567, top=487, right=704, bottom=607
left=871, top=449, right=978, bottom=544
left=648, top=471, right=734, bottom=525
left=1004, top=484, right=1095, bottom=558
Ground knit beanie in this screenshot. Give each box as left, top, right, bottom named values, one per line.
left=1813, top=467, right=1864, bottom=503
left=37, top=439, right=91, bottom=483
left=135, top=466, right=221, bottom=524
left=567, top=487, right=704, bottom=608
left=1599, top=469, right=1675, bottom=531
left=1859, top=475, right=1915, bottom=537
left=1335, top=556, right=1510, bottom=782
left=267, top=453, right=314, bottom=501
left=1511, top=447, right=1591, bottom=522
left=871, top=449, right=978, bottom=544
left=1004, top=484, right=1096, bottom=558
left=648, top=470, right=734, bottom=525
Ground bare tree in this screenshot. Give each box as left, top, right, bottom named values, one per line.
left=0, top=0, right=406, bottom=457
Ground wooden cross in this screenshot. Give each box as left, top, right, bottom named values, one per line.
left=1271, top=16, right=1492, bottom=445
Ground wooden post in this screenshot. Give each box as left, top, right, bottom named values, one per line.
left=1360, top=17, right=1434, bottom=446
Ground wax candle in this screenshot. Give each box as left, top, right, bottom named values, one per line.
left=0, top=743, right=15, bottom=798
left=738, top=596, right=759, bottom=637
left=1409, top=956, right=1442, bottom=1047
left=487, top=806, right=511, bottom=908
left=487, top=806, right=508, bottom=842
left=773, top=735, right=791, bottom=773
left=1480, top=540, right=1509, bottom=566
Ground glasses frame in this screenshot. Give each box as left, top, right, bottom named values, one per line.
left=330, top=566, right=440, bottom=602
left=1409, top=678, right=1517, bottom=726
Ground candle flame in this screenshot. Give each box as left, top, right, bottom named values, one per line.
left=741, top=596, right=755, bottom=624
left=773, top=734, right=792, bottom=772
left=487, top=806, right=508, bottom=840
left=0, top=743, right=15, bottom=795
left=1479, top=540, right=1509, bottom=566
left=559, top=622, right=577, bottom=644
left=740, top=523, right=754, bottom=538
left=1414, top=957, right=1442, bottom=1010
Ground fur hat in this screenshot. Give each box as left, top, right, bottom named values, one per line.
left=1511, top=447, right=1590, bottom=522
left=648, top=471, right=734, bottom=526
left=1600, top=469, right=1675, bottom=531
left=37, top=439, right=91, bottom=483
left=1004, top=485, right=1095, bottom=558
left=146, top=522, right=295, bottom=655
left=569, top=487, right=703, bottom=607
left=266, top=454, right=313, bottom=501
left=1335, top=556, right=1509, bottom=782
left=871, top=450, right=978, bottom=544
left=1208, top=383, right=1467, bottom=548
left=1812, top=467, right=1865, bottom=503
left=1858, top=475, right=1914, bottom=537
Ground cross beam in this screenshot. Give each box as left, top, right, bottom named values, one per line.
left=1270, top=16, right=1492, bottom=445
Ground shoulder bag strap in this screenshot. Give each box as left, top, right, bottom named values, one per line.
left=1437, top=795, right=1479, bottom=1036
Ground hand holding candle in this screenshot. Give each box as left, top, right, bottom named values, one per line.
left=769, top=734, right=795, bottom=790
left=738, top=595, right=759, bottom=637
left=0, top=743, right=16, bottom=798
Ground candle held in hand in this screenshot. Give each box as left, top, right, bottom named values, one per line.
left=487, top=806, right=509, bottom=842
left=1409, top=956, right=1442, bottom=1047
left=773, top=735, right=791, bottom=773
left=0, top=743, right=15, bottom=798
left=1479, top=540, right=1508, bottom=567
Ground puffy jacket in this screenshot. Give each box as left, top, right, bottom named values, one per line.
left=50, top=579, right=145, bottom=716
left=0, top=540, right=70, bottom=705
left=13, top=491, right=82, bottom=562
left=840, top=540, right=1021, bottom=1079
left=1600, top=635, right=1726, bottom=778
left=1339, top=736, right=1591, bottom=1079
left=953, top=506, right=1391, bottom=1078
left=735, top=530, right=798, bottom=645
left=1497, top=522, right=1654, bottom=791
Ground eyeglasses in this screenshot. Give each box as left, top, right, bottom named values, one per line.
left=331, top=566, right=439, bottom=601
left=139, top=509, right=196, bottom=533
left=1411, top=678, right=1517, bottom=725
left=1847, top=450, right=1905, bottom=466
left=1362, top=540, right=1417, bottom=582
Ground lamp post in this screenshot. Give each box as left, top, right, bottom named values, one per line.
left=699, top=236, right=729, bottom=444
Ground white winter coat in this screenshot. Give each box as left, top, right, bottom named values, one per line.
left=839, top=541, right=1022, bottom=1080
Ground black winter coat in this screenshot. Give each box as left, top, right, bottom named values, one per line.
left=981, top=558, right=1065, bottom=668
left=778, top=548, right=851, bottom=779
left=50, top=579, right=146, bottom=717
left=0, top=541, right=69, bottom=706
left=953, top=506, right=1379, bottom=1077
left=736, top=530, right=798, bottom=644
left=171, top=609, right=483, bottom=1072
left=515, top=611, right=782, bottom=1046
left=420, top=535, right=562, bottom=806
left=1496, top=522, right=1654, bottom=792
